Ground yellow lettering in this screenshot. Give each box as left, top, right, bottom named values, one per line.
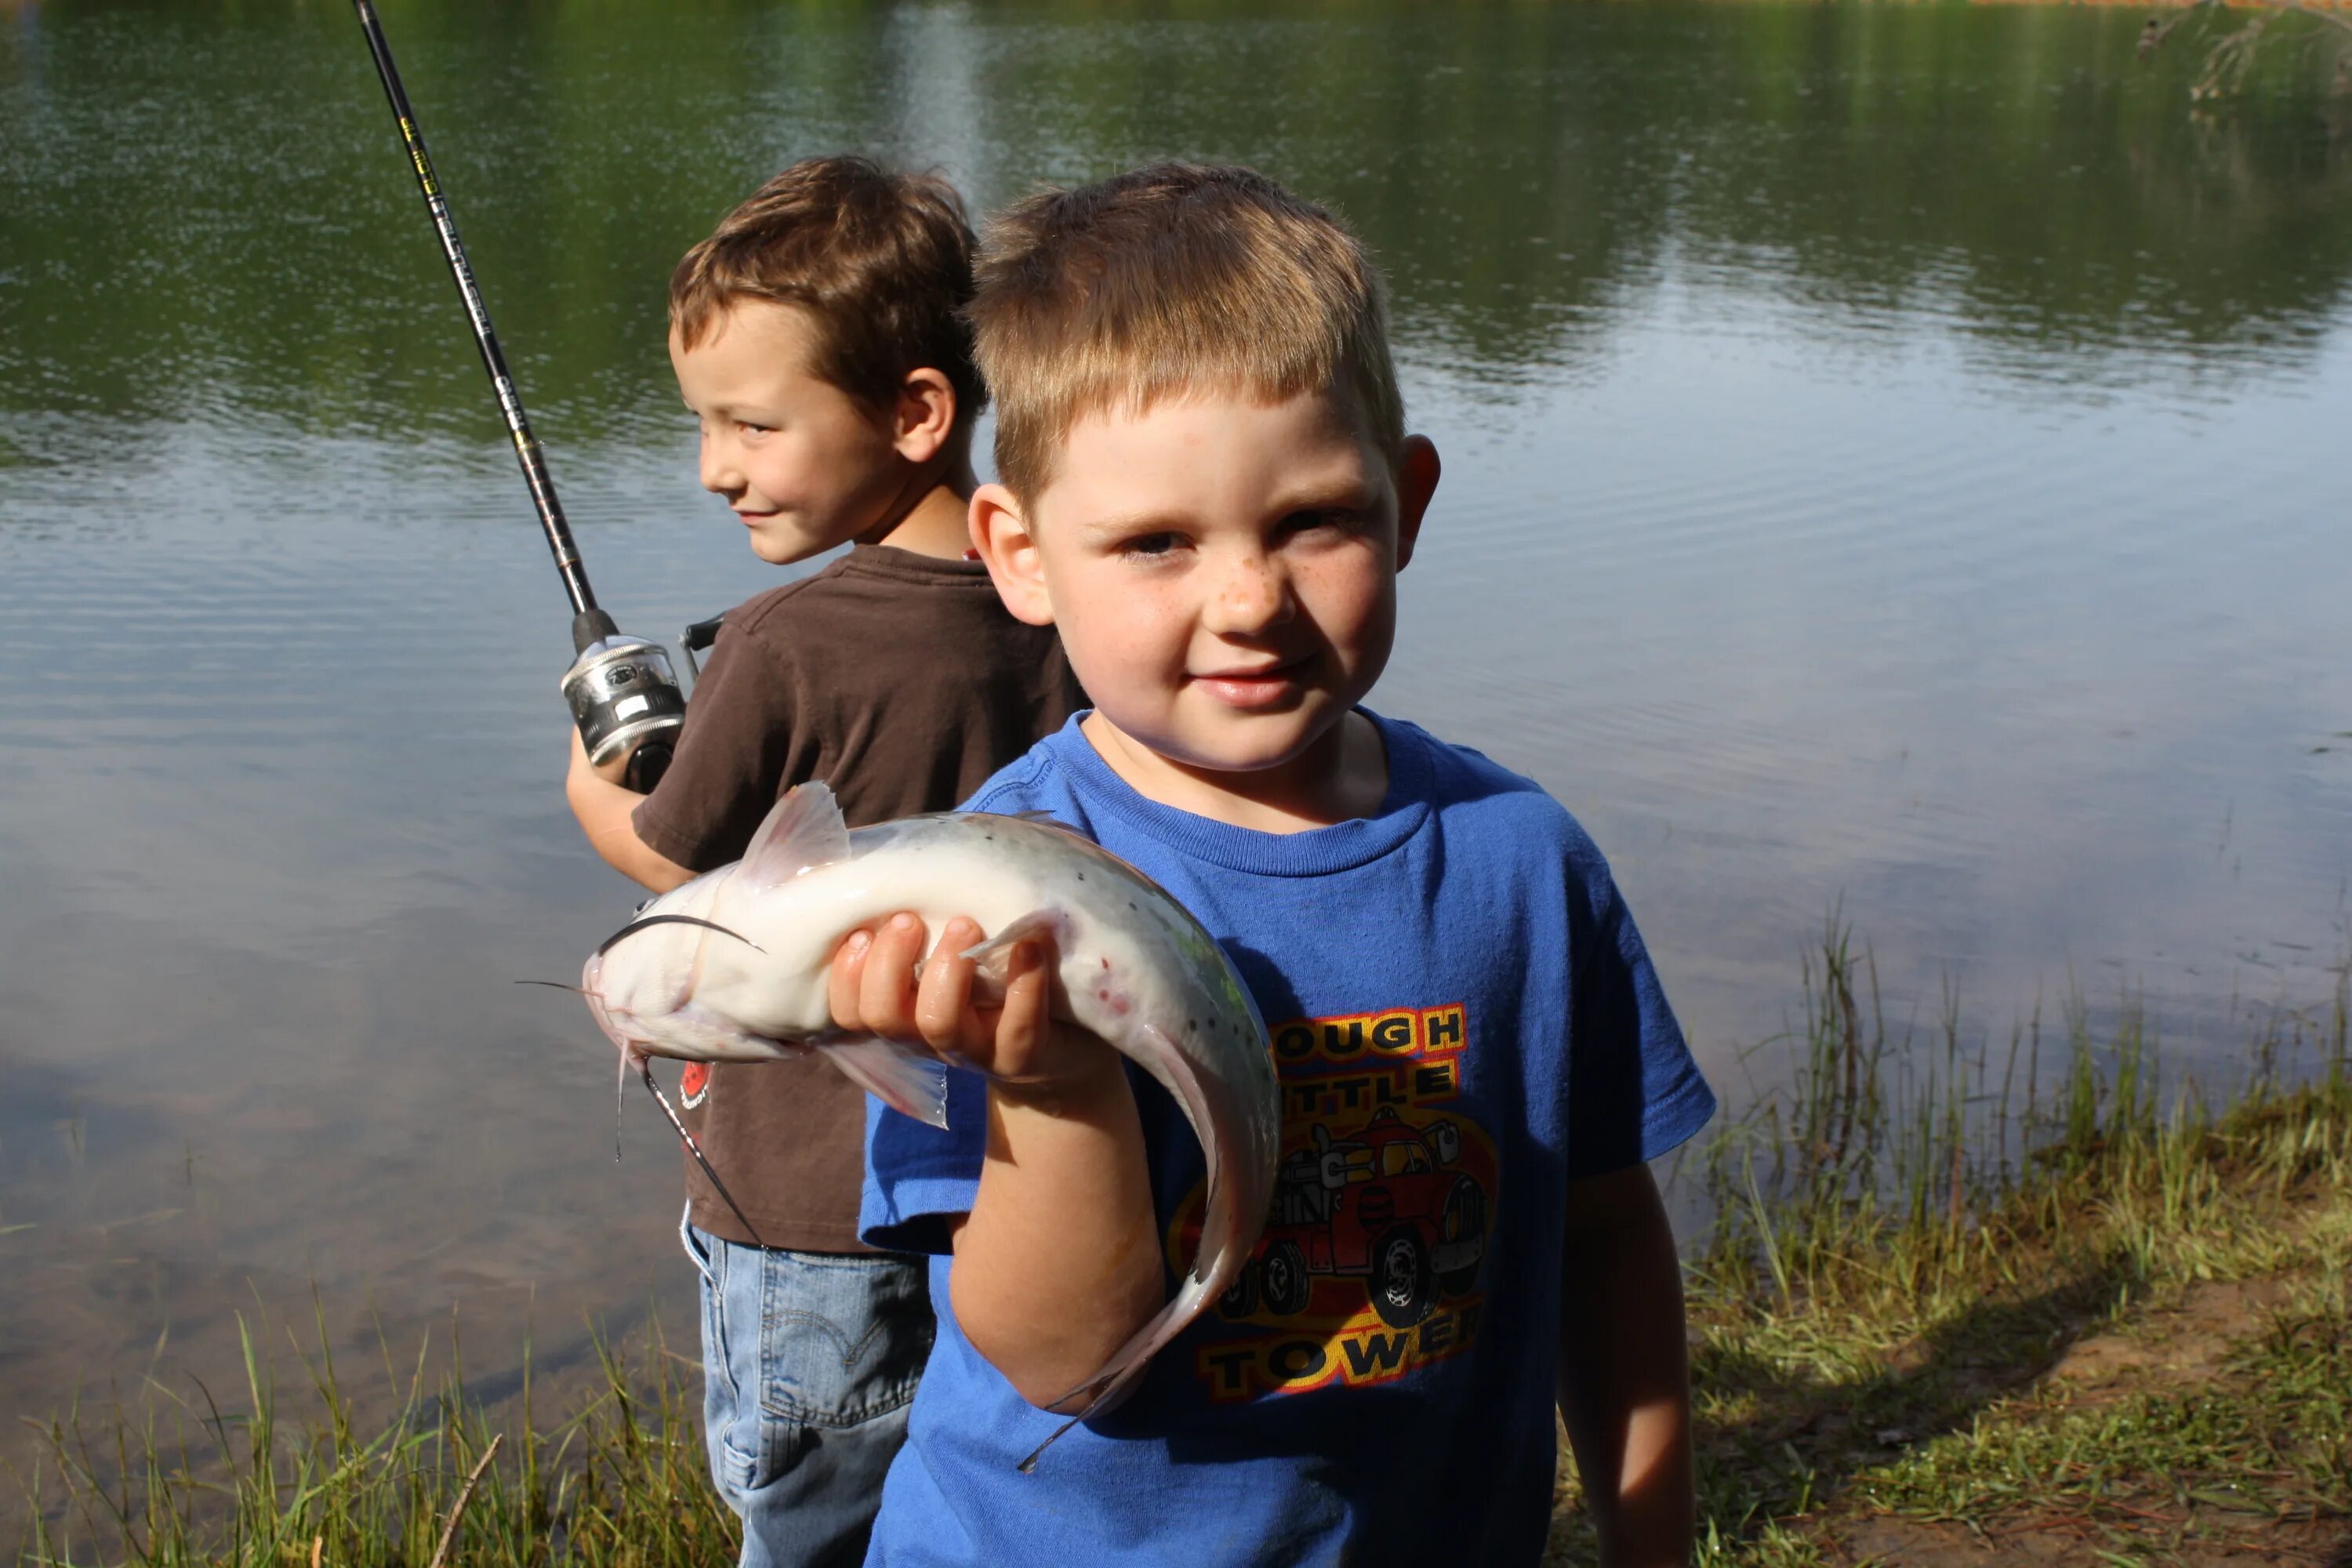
left=1266, top=1002, right=1469, bottom=1068
left=1195, top=1298, right=1486, bottom=1401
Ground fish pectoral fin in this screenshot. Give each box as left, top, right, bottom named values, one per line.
left=957, top=909, right=1067, bottom=994
left=735, top=781, right=853, bottom=894
left=816, top=1035, right=952, bottom=1130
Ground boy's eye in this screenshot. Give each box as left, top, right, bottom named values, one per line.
left=1283, top=507, right=1359, bottom=537
left=1118, top=532, right=1182, bottom=559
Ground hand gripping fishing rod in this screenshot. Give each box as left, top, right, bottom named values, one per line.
left=351, top=0, right=684, bottom=790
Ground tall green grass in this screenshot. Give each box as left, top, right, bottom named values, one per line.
left=14, top=1308, right=735, bottom=1567
left=1694, top=917, right=2351, bottom=1319
left=1652, top=921, right=2352, bottom=1563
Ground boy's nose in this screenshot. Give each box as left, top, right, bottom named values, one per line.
left=698, top=434, right=742, bottom=497
left=1203, top=554, right=1293, bottom=635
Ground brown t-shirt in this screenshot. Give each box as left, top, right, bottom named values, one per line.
left=632, top=544, right=1083, bottom=1250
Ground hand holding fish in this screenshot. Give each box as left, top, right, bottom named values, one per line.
left=826, top=913, right=1112, bottom=1098
left=827, top=910, right=1163, bottom=1410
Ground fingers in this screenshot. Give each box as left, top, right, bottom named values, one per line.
left=825, top=913, right=1052, bottom=1076
left=831, top=913, right=963, bottom=1047
left=915, top=916, right=985, bottom=1053
left=994, top=938, right=1049, bottom=1068
left=856, top=914, right=928, bottom=1039
left=826, top=927, right=875, bottom=1032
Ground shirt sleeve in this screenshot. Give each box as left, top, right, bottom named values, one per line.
left=861, top=1058, right=991, bottom=1254
left=1564, top=880, right=1716, bottom=1178
left=630, top=618, right=796, bottom=872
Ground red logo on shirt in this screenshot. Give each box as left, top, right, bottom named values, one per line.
left=680, top=1062, right=710, bottom=1109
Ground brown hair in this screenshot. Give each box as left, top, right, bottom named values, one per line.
left=670, top=156, right=985, bottom=431
left=969, top=163, right=1403, bottom=500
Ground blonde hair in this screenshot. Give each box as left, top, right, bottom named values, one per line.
left=670, top=156, right=984, bottom=428
left=970, top=164, right=1403, bottom=499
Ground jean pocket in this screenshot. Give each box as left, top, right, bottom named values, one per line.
left=757, top=1252, right=933, bottom=1429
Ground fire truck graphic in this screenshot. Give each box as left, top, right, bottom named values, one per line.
left=1221, top=1107, right=1488, bottom=1330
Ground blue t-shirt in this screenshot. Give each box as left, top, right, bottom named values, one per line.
left=860, top=711, right=1715, bottom=1566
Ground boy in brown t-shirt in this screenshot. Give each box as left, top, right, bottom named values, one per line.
left=563, top=156, right=1080, bottom=1568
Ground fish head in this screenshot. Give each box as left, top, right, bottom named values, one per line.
left=579, top=874, right=793, bottom=1065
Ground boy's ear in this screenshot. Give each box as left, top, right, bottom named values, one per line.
left=890, top=368, right=958, bottom=465
left=969, top=484, right=1055, bottom=626
left=1393, top=434, right=1441, bottom=572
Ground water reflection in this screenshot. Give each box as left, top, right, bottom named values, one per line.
left=3, top=0, right=2350, bottom=1518
left=6, top=2, right=2351, bottom=459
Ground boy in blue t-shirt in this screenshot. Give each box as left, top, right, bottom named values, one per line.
left=822, top=164, right=1716, bottom=1565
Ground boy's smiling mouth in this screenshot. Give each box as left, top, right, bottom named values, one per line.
left=1190, top=655, right=1313, bottom=710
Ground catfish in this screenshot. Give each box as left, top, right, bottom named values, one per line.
left=576, top=782, right=1279, bottom=1462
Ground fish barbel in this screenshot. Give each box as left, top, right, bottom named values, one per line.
left=579, top=782, right=1280, bottom=1443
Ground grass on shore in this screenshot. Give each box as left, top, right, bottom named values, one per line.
left=13, top=926, right=2350, bottom=1566
left=1546, top=923, right=2352, bottom=1566
left=13, top=1316, right=736, bottom=1567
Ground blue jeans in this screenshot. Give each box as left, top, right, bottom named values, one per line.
left=683, top=1214, right=933, bottom=1568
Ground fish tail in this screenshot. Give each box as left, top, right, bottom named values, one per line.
left=1015, top=1413, right=1083, bottom=1475
left=1016, top=1272, right=1219, bottom=1472
left=1013, top=1019, right=1269, bottom=1472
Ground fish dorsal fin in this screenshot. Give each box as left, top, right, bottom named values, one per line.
left=736, top=781, right=851, bottom=893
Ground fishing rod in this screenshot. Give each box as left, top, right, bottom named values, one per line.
left=350, top=0, right=684, bottom=791
left=354, top=2, right=775, bottom=1242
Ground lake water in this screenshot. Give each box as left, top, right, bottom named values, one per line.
left=4, top=0, right=2350, bottom=1486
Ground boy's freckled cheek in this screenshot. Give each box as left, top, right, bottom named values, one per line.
left=1083, top=622, right=1165, bottom=683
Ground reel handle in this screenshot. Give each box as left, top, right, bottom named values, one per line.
left=623, top=739, right=675, bottom=793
